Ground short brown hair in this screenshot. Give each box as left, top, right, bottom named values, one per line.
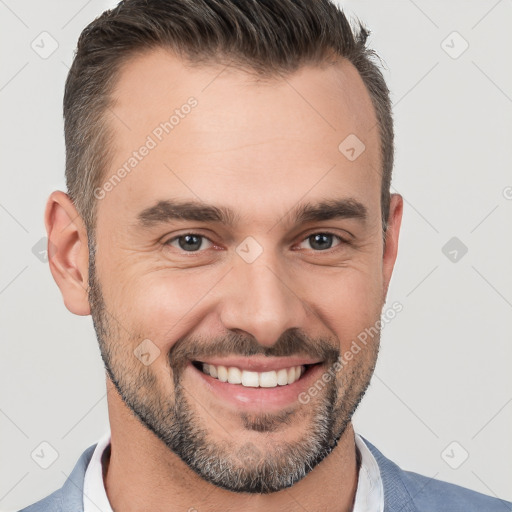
left=64, top=0, right=393, bottom=237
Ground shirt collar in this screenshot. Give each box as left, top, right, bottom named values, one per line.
left=83, top=429, right=113, bottom=512
left=353, top=433, right=385, bottom=512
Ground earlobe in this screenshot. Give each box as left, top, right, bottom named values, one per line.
left=382, top=193, right=403, bottom=300
left=45, top=191, right=91, bottom=316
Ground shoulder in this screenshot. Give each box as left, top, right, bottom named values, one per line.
left=18, top=444, right=96, bottom=512
left=400, top=466, right=511, bottom=512
left=18, top=489, right=63, bottom=512
left=361, top=436, right=511, bottom=512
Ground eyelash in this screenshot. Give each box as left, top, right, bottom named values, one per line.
left=163, top=232, right=351, bottom=254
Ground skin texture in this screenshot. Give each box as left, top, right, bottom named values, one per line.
left=46, top=48, right=403, bottom=512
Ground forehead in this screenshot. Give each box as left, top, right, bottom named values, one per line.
left=98, top=48, right=381, bottom=227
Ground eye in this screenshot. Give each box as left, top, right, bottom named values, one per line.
left=165, top=233, right=213, bottom=252
left=297, top=232, right=345, bottom=251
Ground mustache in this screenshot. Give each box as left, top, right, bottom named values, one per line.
left=168, top=327, right=340, bottom=370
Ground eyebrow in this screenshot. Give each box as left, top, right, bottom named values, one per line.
left=136, top=197, right=368, bottom=229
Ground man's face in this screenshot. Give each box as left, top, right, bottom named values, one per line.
left=88, top=49, right=397, bottom=493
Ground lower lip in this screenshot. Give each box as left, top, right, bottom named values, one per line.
left=187, top=361, right=325, bottom=412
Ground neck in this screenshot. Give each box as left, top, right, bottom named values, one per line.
left=103, top=381, right=359, bottom=512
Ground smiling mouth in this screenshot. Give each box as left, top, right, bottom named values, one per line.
left=191, top=361, right=321, bottom=388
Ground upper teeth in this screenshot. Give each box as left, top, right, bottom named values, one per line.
left=201, top=363, right=305, bottom=388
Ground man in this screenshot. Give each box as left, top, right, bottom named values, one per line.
left=20, top=0, right=510, bottom=511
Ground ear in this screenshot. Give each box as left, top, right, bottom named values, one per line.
left=45, top=190, right=91, bottom=316
left=382, top=193, right=403, bottom=301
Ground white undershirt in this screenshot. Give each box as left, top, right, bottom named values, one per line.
left=83, top=429, right=383, bottom=512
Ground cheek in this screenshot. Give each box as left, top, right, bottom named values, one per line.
left=301, top=264, right=384, bottom=348
left=111, top=270, right=220, bottom=350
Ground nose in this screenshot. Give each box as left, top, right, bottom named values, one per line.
left=218, top=253, right=309, bottom=347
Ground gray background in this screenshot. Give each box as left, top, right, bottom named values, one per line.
left=1, top=0, right=511, bottom=510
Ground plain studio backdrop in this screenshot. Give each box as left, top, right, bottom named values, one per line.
left=1, top=1, right=511, bottom=510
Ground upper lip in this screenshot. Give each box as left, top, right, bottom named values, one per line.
left=192, top=356, right=323, bottom=372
